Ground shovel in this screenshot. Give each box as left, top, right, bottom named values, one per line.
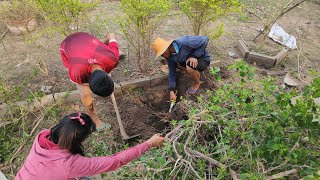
left=169, top=91, right=177, bottom=113
left=110, top=93, right=140, bottom=141
left=169, top=100, right=175, bottom=113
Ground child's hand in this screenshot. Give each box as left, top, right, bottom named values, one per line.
left=147, top=133, right=165, bottom=148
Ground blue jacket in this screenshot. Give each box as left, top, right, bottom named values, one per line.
left=166, top=36, right=210, bottom=90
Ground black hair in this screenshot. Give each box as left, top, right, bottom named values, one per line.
left=50, top=113, right=96, bottom=156
left=89, top=70, right=114, bottom=97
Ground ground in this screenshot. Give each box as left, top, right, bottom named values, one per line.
left=0, top=0, right=320, bottom=179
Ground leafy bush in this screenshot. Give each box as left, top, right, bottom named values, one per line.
left=119, top=0, right=172, bottom=72
left=179, top=0, right=241, bottom=35
left=35, top=0, right=97, bottom=36
left=115, top=61, right=320, bottom=179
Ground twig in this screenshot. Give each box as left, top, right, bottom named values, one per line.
left=188, top=149, right=239, bottom=180
left=0, top=29, right=8, bottom=42
left=254, top=0, right=306, bottom=41
left=169, top=158, right=182, bottom=177
left=165, top=124, right=183, bottom=138
left=9, top=116, right=45, bottom=163
left=266, top=169, right=297, bottom=180
left=0, top=162, right=11, bottom=171
left=184, top=125, right=197, bottom=157
left=189, top=149, right=225, bottom=168
left=235, top=30, right=250, bottom=47
left=297, top=47, right=310, bottom=85
left=172, top=131, right=184, bottom=159
left=229, top=168, right=239, bottom=180
left=242, top=7, right=264, bottom=22
left=180, top=159, right=201, bottom=179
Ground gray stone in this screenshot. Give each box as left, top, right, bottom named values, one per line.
left=237, top=40, right=249, bottom=58
left=228, top=51, right=235, bottom=57
left=120, top=77, right=151, bottom=90
left=274, top=48, right=288, bottom=65
left=150, top=74, right=168, bottom=87
left=53, top=90, right=79, bottom=104
left=210, top=60, right=223, bottom=67
left=40, top=85, right=53, bottom=94
left=247, top=52, right=276, bottom=69
left=113, top=83, right=122, bottom=96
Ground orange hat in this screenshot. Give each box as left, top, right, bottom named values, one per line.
left=152, top=37, right=173, bottom=59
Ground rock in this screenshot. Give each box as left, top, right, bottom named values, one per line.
left=210, top=60, right=223, bottom=67
left=247, top=52, right=276, bottom=69
left=40, top=85, right=53, bottom=93
left=237, top=40, right=250, bottom=58
left=284, top=73, right=301, bottom=87
left=15, top=63, right=22, bottom=68
left=274, top=48, right=288, bottom=65
left=228, top=51, right=235, bottom=57
left=160, top=65, right=169, bottom=73
left=260, top=69, right=268, bottom=75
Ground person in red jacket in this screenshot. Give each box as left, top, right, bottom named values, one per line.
left=60, top=32, right=120, bottom=130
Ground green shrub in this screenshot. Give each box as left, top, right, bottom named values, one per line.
left=115, top=61, right=320, bottom=179
left=119, top=0, right=172, bottom=72
left=179, top=0, right=241, bottom=35
left=35, top=0, right=97, bottom=36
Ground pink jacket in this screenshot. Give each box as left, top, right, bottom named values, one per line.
left=15, top=130, right=150, bottom=180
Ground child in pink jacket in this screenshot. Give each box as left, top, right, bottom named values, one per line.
left=15, top=112, right=165, bottom=180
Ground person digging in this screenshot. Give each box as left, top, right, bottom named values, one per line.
left=60, top=32, right=123, bottom=131
left=152, top=36, right=211, bottom=102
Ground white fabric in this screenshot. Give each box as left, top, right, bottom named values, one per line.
left=109, top=39, right=117, bottom=43
left=268, top=23, right=297, bottom=49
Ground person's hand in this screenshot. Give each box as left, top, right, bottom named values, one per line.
left=186, top=57, right=198, bottom=69
left=147, top=133, right=165, bottom=148
left=170, top=91, right=177, bottom=102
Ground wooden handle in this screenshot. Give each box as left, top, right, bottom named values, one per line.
left=110, top=93, right=129, bottom=139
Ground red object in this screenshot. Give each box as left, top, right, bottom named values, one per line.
left=38, top=129, right=59, bottom=150
left=60, top=32, right=120, bottom=84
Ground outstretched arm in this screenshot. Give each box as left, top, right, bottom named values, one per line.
left=67, top=134, right=165, bottom=178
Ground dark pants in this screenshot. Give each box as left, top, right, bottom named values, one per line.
left=179, top=57, right=210, bottom=72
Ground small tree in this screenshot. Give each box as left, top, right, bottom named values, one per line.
left=35, top=0, right=97, bottom=36
left=119, top=0, right=171, bottom=72
left=179, top=0, right=240, bottom=35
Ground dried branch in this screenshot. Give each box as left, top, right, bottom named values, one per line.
left=254, top=0, right=306, bottom=42
left=266, top=169, right=297, bottom=180
left=187, top=149, right=239, bottom=180
left=165, top=124, right=183, bottom=138
left=181, top=159, right=201, bottom=179
left=0, top=29, right=8, bottom=42
left=9, top=116, right=45, bottom=163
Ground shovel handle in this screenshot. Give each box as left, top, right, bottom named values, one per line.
left=110, top=93, right=129, bottom=139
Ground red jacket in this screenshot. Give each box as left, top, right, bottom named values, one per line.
left=60, top=32, right=120, bottom=84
